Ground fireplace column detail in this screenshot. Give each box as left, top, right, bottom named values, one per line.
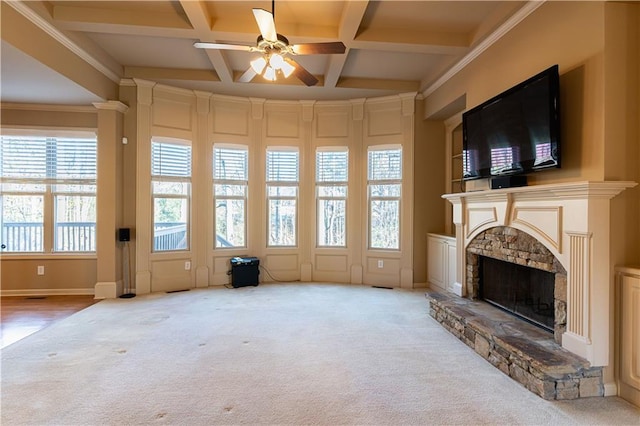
left=565, top=232, right=592, bottom=352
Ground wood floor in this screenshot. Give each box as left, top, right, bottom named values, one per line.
left=1, top=295, right=98, bottom=348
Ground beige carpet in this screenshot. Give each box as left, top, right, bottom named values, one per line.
left=1, top=283, right=638, bottom=425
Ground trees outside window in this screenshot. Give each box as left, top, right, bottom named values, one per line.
left=266, top=148, right=298, bottom=247
left=316, top=148, right=348, bottom=247
left=367, top=146, right=402, bottom=250
left=213, top=145, right=248, bottom=248
left=0, top=134, right=96, bottom=253
left=151, top=140, right=191, bottom=252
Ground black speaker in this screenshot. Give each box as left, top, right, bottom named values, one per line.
left=491, top=175, right=528, bottom=189
left=118, top=228, right=130, bottom=242
left=230, top=257, right=260, bottom=288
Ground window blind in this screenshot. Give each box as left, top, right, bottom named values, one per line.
left=1, top=136, right=96, bottom=182
left=214, top=147, right=248, bottom=181
left=316, top=150, right=348, bottom=183
left=368, top=148, right=402, bottom=181
left=152, top=141, right=192, bottom=178
left=266, top=150, right=299, bottom=182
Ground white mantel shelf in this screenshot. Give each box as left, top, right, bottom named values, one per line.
left=443, top=180, right=637, bottom=202
left=442, top=180, right=637, bottom=370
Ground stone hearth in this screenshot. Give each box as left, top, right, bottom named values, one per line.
left=426, top=291, right=603, bottom=400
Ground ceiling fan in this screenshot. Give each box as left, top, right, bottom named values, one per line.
left=193, top=1, right=346, bottom=86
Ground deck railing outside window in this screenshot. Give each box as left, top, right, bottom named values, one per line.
left=2, top=222, right=96, bottom=252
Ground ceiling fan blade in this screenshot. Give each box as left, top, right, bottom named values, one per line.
left=252, top=8, right=277, bottom=42
left=284, top=57, right=319, bottom=87
left=291, top=42, right=346, bottom=55
left=238, top=67, right=257, bottom=83
left=194, top=42, right=253, bottom=52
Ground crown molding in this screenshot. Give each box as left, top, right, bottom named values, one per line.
left=93, top=101, right=129, bottom=113
left=422, top=1, right=545, bottom=98
left=1, top=102, right=96, bottom=113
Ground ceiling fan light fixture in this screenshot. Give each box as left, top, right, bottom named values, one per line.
left=194, top=2, right=342, bottom=87
left=280, top=60, right=295, bottom=78
left=250, top=57, right=267, bottom=74
left=269, top=53, right=285, bottom=69
left=263, top=66, right=277, bottom=81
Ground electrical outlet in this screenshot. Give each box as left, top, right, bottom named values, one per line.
left=185, top=261, right=191, bottom=271
left=377, top=260, right=384, bottom=268
left=37, top=265, right=45, bottom=275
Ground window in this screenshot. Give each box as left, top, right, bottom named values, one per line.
left=367, top=146, right=402, bottom=250
left=151, top=139, right=191, bottom=252
left=213, top=145, right=248, bottom=248
left=316, top=148, right=348, bottom=247
left=0, top=133, right=97, bottom=253
left=266, top=148, right=298, bottom=247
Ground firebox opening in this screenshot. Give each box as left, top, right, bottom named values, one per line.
left=480, top=256, right=555, bottom=333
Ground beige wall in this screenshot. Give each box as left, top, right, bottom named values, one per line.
left=413, top=113, right=446, bottom=284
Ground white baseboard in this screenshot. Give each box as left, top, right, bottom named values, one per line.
left=94, top=281, right=117, bottom=299
left=603, top=381, right=618, bottom=397
left=1, top=288, right=94, bottom=297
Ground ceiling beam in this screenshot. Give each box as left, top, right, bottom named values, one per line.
left=232, top=71, right=325, bottom=87
left=124, top=66, right=219, bottom=82
left=2, top=1, right=118, bottom=100
left=178, top=0, right=234, bottom=83
left=53, top=5, right=191, bottom=29
left=336, top=77, right=419, bottom=92
left=325, top=0, right=369, bottom=88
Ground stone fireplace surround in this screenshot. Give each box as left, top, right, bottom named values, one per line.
left=432, top=181, right=636, bottom=398
left=466, top=227, right=567, bottom=343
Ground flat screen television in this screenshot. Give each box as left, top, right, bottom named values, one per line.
left=462, top=65, right=561, bottom=181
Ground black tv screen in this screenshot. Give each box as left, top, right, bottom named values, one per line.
left=462, top=65, right=560, bottom=180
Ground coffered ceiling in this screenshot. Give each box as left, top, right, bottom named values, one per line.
left=1, top=0, right=533, bottom=105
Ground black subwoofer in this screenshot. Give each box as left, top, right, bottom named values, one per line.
left=230, top=257, right=260, bottom=288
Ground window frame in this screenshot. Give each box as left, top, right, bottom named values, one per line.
left=266, top=147, right=299, bottom=248
left=213, top=143, right=249, bottom=249
left=0, top=129, right=97, bottom=255
left=367, top=145, right=402, bottom=251
left=151, top=137, right=192, bottom=253
left=315, top=147, right=348, bottom=248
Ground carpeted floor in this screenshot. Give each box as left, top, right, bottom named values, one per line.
left=1, top=283, right=639, bottom=425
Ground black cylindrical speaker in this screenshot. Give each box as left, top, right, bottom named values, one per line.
left=118, top=228, right=130, bottom=242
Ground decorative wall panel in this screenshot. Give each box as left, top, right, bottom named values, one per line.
left=367, top=108, right=401, bottom=136
left=315, top=255, right=348, bottom=272
left=213, top=105, right=249, bottom=136
left=316, top=112, right=349, bottom=138
left=266, top=111, right=300, bottom=138
left=153, top=99, right=192, bottom=131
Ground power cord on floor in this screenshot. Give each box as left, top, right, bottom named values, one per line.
left=258, top=264, right=300, bottom=283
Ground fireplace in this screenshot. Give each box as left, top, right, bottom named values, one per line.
left=480, top=256, right=555, bottom=332
left=434, top=181, right=636, bottom=399
left=467, top=226, right=567, bottom=343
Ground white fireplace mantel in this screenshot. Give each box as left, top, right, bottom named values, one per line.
left=442, top=181, right=637, bottom=367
